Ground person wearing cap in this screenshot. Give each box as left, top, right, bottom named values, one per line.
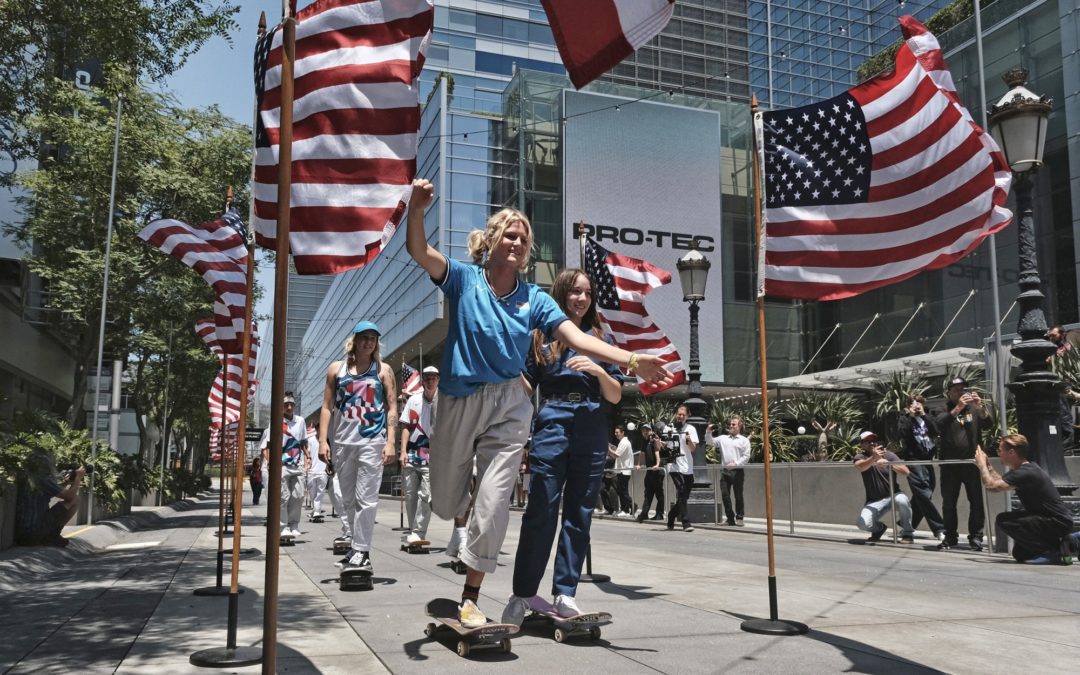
left=897, top=394, right=946, bottom=544
left=934, top=376, right=990, bottom=551
left=853, top=431, right=915, bottom=544
left=635, top=423, right=665, bottom=522
left=399, top=365, right=440, bottom=545
left=258, top=391, right=308, bottom=539
left=406, top=179, right=673, bottom=628
left=319, top=320, right=397, bottom=576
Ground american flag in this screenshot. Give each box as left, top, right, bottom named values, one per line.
left=198, top=319, right=260, bottom=426
left=253, top=0, right=434, bottom=275
left=757, top=16, right=1012, bottom=301
left=399, top=362, right=422, bottom=397
left=583, top=238, right=686, bottom=395
left=139, top=210, right=250, bottom=354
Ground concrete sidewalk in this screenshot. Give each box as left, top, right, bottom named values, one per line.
left=1, top=483, right=1078, bottom=673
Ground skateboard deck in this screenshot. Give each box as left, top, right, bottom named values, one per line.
left=309, top=514, right=325, bottom=523
left=525, top=597, right=611, bottom=642
left=401, top=540, right=431, bottom=554
left=279, top=533, right=296, bottom=547
left=332, top=539, right=351, bottom=555
left=424, top=598, right=518, bottom=656
left=339, top=568, right=373, bottom=590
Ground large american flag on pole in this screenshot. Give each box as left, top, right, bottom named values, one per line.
left=138, top=210, right=250, bottom=354
left=253, top=0, right=434, bottom=275
left=197, top=319, right=260, bottom=426
left=583, top=238, right=685, bottom=395
left=756, top=16, right=1012, bottom=301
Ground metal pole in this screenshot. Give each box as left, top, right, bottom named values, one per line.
left=800, top=323, right=840, bottom=375
left=930, top=290, right=976, bottom=352
left=159, top=325, right=173, bottom=507
left=880, top=303, right=925, bottom=361
left=88, top=94, right=123, bottom=525
left=787, top=464, right=794, bottom=535
left=837, top=313, right=881, bottom=369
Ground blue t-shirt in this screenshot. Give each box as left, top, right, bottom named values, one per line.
left=436, top=258, right=568, bottom=397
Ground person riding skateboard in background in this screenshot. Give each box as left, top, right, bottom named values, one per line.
left=259, top=392, right=308, bottom=540
left=399, top=365, right=439, bottom=546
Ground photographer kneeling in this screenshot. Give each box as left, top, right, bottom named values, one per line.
left=15, top=452, right=86, bottom=548
left=975, top=434, right=1078, bottom=564
left=853, top=431, right=916, bottom=544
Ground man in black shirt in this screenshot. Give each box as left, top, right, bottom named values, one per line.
left=897, top=394, right=946, bottom=543
left=976, top=434, right=1077, bottom=563
left=853, top=431, right=915, bottom=544
left=635, top=423, right=664, bottom=522
left=934, top=377, right=989, bottom=551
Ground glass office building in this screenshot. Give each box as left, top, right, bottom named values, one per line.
left=748, top=0, right=951, bottom=109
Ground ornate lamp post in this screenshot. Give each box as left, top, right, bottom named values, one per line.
left=676, top=239, right=712, bottom=459
left=988, top=68, right=1078, bottom=512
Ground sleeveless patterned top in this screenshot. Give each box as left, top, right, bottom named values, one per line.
left=333, top=359, right=386, bottom=444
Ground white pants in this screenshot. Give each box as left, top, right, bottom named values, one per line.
left=280, top=465, right=304, bottom=528
left=330, top=474, right=349, bottom=537
left=430, top=380, right=531, bottom=574
left=335, top=440, right=385, bottom=553
left=308, top=472, right=328, bottom=514
left=403, top=464, right=432, bottom=539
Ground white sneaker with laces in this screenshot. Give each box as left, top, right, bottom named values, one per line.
left=500, top=594, right=532, bottom=626
left=553, top=594, right=582, bottom=618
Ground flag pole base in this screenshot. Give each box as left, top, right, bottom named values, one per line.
left=189, top=646, right=262, bottom=668
left=193, top=586, right=241, bottom=597
left=740, top=618, right=809, bottom=636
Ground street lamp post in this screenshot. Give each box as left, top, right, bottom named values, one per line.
left=677, top=240, right=712, bottom=460
left=988, top=68, right=1079, bottom=519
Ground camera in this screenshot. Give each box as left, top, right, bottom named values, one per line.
left=59, top=464, right=93, bottom=482
left=655, top=423, right=682, bottom=464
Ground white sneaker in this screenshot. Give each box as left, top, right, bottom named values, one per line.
left=501, top=594, right=532, bottom=626
left=617, top=511, right=632, bottom=518
left=406, top=532, right=422, bottom=544
left=289, top=527, right=302, bottom=537
left=553, top=594, right=581, bottom=618
left=280, top=526, right=293, bottom=539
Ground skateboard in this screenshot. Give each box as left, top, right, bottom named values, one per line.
left=424, top=598, right=518, bottom=656
left=525, top=596, right=611, bottom=642
left=279, top=533, right=296, bottom=547
left=309, top=513, right=325, bottom=523
left=339, top=568, right=373, bottom=590
left=449, top=557, right=467, bottom=575
left=401, top=540, right=431, bottom=554
left=332, top=538, right=351, bottom=555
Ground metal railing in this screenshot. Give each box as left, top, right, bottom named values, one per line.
left=614, top=458, right=999, bottom=555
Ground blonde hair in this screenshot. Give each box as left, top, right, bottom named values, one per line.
left=343, top=333, right=381, bottom=370
left=467, top=208, right=533, bottom=272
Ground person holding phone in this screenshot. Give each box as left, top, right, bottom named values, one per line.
left=665, top=405, right=698, bottom=532
left=853, top=431, right=915, bottom=544
left=935, top=377, right=990, bottom=551
left=897, top=394, right=946, bottom=544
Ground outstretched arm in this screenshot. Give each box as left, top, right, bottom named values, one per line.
left=553, top=322, right=672, bottom=387
left=405, top=179, right=448, bottom=281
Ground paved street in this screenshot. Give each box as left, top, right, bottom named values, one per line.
left=2, top=483, right=1078, bottom=674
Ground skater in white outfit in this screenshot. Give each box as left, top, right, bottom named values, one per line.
left=258, top=392, right=308, bottom=539
left=319, top=320, right=397, bottom=575
left=306, top=424, right=328, bottom=519
left=399, top=366, right=439, bottom=544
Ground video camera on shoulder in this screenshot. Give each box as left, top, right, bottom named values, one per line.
left=655, top=423, right=681, bottom=464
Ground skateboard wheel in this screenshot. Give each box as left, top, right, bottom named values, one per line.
left=456, top=640, right=469, bottom=657
left=500, top=638, right=512, bottom=653
left=424, top=623, right=436, bottom=638
left=590, top=627, right=601, bottom=640
left=554, top=628, right=566, bottom=643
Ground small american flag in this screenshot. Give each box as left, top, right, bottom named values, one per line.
left=139, top=210, right=249, bottom=354
left=253, top=0, right=434, bottom=275
left=583, top=238, right=685, bottom=395
left=400, top=362, right=422, bottom=397
left=757, top=16, right=1011, bottom=301
left=199, top=319, right=260, bottom=425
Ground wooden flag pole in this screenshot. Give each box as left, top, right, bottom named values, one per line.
left=394, top=357, right=407, bottom=532
left=194, top=354, right=232, bottom=597
left=262, top=5, right=296, bottom=673
left=740, top=95, right=808, bottom=637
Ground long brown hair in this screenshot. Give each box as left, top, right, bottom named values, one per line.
left=531, top=268, right=603, bottom=365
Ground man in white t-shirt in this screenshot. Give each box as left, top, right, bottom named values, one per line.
left=306, top=424, right=328, bottom=518
left=399, top=366, right=439, bottom=544
left=613, top=425, right=634, bottom=516
left=258, top=392, right=308, bottom=538
left=665, top=405, right=698, bottom=532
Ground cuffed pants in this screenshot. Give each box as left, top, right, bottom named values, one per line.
left=280, top=465, right=304, bottom=528
left=512, top=400, right=607, bottom=598
left=940, top=464, right=984, bottom=544
left=906, top=463, right=944, bottom=535
left=856, top=493, right=914, bottom=537
left=404, top=464, right=432, bottom=539
left=430, top=380, right=531, bottom=574
left=335, top=439, right=385, bottom=553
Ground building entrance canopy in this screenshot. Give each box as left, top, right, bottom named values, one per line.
left=769, top=347, right=985, bottom=392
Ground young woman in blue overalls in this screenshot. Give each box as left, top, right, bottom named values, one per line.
left=503, top=268, right=622, bottom=624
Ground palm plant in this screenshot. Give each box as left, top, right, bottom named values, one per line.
left=706, top=396, right=790, bottom=462
left=780, top=392, right=864, bottom=461
left=630, top=397, right=677, bottom=429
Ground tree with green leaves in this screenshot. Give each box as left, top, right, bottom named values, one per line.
left=4, top=79, right=253, bottom=459
left=0, top=0, right=239, bottom=181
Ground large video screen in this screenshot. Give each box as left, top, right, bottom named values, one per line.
left=562, top=90, right=724, bottom=383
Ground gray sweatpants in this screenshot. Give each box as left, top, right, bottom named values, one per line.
left=280, top=465, right=304, bottom=529
left=404, top=464, right=432, bottom=539
left=430, top=379, right=531, bottom=573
